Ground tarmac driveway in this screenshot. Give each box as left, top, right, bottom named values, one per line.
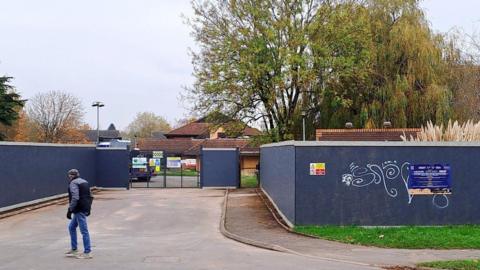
left=0, top=189, right=378, bottom=270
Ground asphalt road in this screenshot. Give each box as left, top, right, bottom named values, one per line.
left=130, top=176, right=199, bottom=188
left=0, top=189, right=378, bottom=270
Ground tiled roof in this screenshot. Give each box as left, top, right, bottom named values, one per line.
left=166, top=120, right=262, bottom=138
left=107, top=123, right=116, bottom=131
left=137, top=138, right=259, bottom=156
left=82, top=130, right=121, bottom=142
left=316, top=128, right=421, bottom=141
left=184, top=139, right=254, bottom=156
left=137, top=138, right=204, bottom=155
left=243, top=127, right=262, bottom=136
left=151, top=132, right=167, bottom=139
left=167, top=122, right=210, bottom=138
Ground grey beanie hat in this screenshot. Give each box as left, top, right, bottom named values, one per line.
left=68, top=169, right=80, bottom=177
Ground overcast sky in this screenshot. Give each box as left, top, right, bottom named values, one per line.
left=0, top=0, right=479, bottom=131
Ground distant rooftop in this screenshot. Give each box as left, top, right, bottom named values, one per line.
left=107, top=123, right=116, bottom=131
left=316, top=128, right=421, bottom=142
left=166, top=117, right=261, bottom=139
left=137, top=138, right=259, bottom=156
left=82, top=123, right=121, bottom=142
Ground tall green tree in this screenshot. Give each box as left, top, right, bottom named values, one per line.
left=366, top=0, right=451, bottom=128
left=316, top=0, right=453, bottom=128
left=0, top=76, right=25, bottom=140
left=187, top=0, right=457, bottom=141
left=188, top=0, right=322, bottom=141
left=309, top=1, right=373, bottom=130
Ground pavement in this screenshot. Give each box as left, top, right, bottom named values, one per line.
left=224, top=188, right=480, bottom=268
left=130, top=176, right=199, bottom=188
left=0, top=188, right=378, bottom=270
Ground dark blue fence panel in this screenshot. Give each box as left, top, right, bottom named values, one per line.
left=201, top=148, right=239, bottom=188
left=0, top=143, right=96, bottom=209
left=96, top=148, right=130, bottom=188
left=261, top=142, right=480, bottom=226
left=293, top=143, right=480, bottom=226
left=260, top=145, right=296, bottom=225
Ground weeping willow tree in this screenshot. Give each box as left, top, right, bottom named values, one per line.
left=317, top=0, right=452, bottom=128
left=367, top=0, right=451, bottom=128
left=187, top=0, right=456, bottom=141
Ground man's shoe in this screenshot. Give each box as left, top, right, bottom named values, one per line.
left=65, top=249, right=79, bottom=257
left=76, top=253, right=93, bottom=259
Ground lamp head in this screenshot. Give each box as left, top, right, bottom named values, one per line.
left=92, top=101, right=105, bottom=107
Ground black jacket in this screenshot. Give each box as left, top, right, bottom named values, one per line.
left=68, top=177, right=93, bottom=214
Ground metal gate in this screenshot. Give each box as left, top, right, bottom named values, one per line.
left=129, top=153, right=200, bottom=188
left=200, top=148, right=240, bottom=188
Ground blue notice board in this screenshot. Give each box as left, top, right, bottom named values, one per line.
left=408, top=164, right=451, bottom=193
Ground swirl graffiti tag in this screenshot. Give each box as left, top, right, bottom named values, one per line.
left=341, top=161, right=449, bottom=208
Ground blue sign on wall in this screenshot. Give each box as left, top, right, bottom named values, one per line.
left=408, top=164, right=451, bottom=194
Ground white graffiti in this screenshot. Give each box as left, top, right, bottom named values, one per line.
left=432, top=194, right=449, bottom=209
left=341, top=161, right=449, bottom=208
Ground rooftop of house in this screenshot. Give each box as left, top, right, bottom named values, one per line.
left=82, top=123, right=121, bottom=142
left=166, top=117, right=262, bottom=139
left=316, top=128, right=421, bottom=141
left=137, top=138, right=259, bottom=156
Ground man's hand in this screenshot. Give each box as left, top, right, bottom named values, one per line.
left=67, top=210, right=72, bottom=220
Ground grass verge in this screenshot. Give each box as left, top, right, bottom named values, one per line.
left=294, top=225, right=480, bottom=249
left=418, top=259, right=480, bottom=270
left=164, top=169, right=198, bottom=177
left=241, top=175, right=258, bottom=188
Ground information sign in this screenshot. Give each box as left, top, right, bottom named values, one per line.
left=132, top=157, right=148, bottom=169
left=310, top=163, right=326, bottom=176
left=153, top=151, right=164, bottom=158
left=167, top=157, right=182, bottom=168
left=408, top=164, right=452, bottom=194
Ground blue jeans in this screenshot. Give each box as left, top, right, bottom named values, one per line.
left=68, top=212, right=91, bottom=253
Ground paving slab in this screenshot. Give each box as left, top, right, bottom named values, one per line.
left=224, top=188, right=480, bottom=268
left=0, top=188, right=377, bottom=270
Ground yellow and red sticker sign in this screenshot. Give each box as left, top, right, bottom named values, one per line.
left=310, top=163, right=326, bottom=176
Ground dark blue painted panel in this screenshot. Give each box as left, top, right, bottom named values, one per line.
left=294, top=146, right=480, bottom=226
left=260, top=146, right=296, bottom=225
left=201, top=149, right=239, bottom=187
left=96, top=149, right=130, bottom=188
left=0, top=145, right=96, bottom=208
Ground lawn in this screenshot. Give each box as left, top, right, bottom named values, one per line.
left=164, top=169, right=198, bottom=177
left=294, top=225, right=480, bottom=249
left=241, top=175, right=258, bottom=188
left=418, top=259, right=480, bottom=270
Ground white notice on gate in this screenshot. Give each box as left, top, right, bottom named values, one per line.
left=167, top=157, right=182, bottom=168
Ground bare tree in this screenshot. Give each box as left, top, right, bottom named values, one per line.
left=27, top=91, right=85, bottom=143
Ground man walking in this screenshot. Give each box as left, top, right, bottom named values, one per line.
left=65, top=169, right=93, bottom=259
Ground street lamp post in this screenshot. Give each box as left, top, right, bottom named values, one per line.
left=91, top=101, right=105, bottom=144
left=301, top=111, right=307, bottom=141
